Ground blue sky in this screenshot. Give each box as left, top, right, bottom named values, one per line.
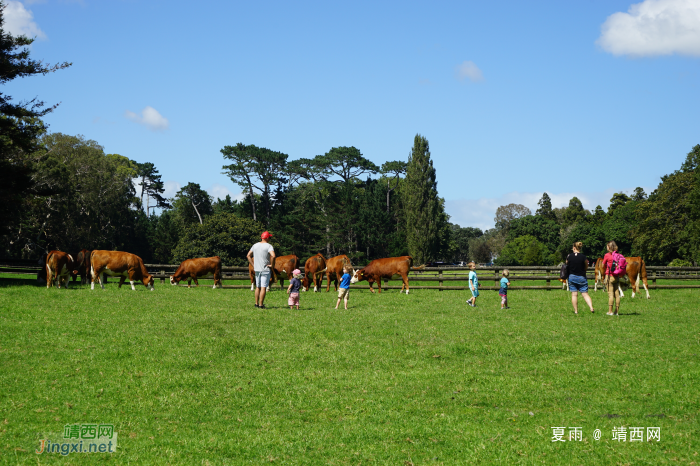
left=4, top=0, right=699, bottom=230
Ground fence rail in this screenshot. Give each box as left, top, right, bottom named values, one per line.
left=3, top=260, right=699, bottom=291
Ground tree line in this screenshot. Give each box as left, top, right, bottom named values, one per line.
left=484, top=144, right=700, bottom=266
left=2, top=3, right=698, bottom=267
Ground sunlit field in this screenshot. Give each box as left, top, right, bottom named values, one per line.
left=1, top=276, right=698, bottom=465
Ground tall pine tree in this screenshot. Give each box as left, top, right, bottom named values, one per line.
left=403, top=134, right=442, bottom=265
left=536, top=192, right=556, bottom=221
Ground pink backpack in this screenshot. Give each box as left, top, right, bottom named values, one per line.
left=611, top=252, right=627, bottom=277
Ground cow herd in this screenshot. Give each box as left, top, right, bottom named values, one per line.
left=40, top=249, right=418, bottom=294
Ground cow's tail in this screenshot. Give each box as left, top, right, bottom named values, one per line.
left=410, top=257, right=425, bottom=271
left=314, top=267, right=328, bottom=278
left=46, top=252, right=54, bottom=287
left=89, top=250, right=97, bottom=281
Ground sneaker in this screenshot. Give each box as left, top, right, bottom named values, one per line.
left=259, top=304, right=266, bottom=309
left=254, top=304, right=259, bottom=308
left=504, top=307, right=510, bottom=309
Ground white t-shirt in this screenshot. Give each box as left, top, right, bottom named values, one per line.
left=249, top=242, right=275, bottom=272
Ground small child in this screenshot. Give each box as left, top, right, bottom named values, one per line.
left=287, top=269, right=302, bottom=310
left=335, top=265, right=352, bottom=310
left=466, top=261, right=479, bottom=307
left=499, top=269, right=511, bottom=309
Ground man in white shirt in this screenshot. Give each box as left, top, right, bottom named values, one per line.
left=247, top=231, right=276, bottom=309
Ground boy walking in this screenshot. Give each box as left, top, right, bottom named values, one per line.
left=335, top=265, right=352, bottom=310
left=466, top=261, right=479, bottom=307
left=499, top=269, right=510, bottom=309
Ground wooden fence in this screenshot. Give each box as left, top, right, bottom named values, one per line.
left=2, top=259, right=699, bottom=291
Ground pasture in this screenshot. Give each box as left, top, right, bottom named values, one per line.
left=0, top=276, right=698, bottom=465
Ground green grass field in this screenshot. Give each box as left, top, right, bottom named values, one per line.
left=1, top=276, right=698, bottom=465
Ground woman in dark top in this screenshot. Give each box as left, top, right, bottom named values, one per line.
left=566, top=241, right=594, bottom=315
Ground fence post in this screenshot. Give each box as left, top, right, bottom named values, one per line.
left=546, top=267, right=551, bottom=291
left=494, top=269, right=500, bottom=289
left=439, top=269, right=443, bottom=291
left=652, top=270, right=656, bottom=287
left=161, top=268, right=165, bottom=284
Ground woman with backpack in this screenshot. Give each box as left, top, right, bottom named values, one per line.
left=602, top=241, right=626, bottom=316
left=566, top=242, right=595, bottom=315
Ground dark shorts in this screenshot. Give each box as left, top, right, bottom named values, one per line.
left=568, top=274, right=589, bottom=293
left=499, top=288, right=507, bottom=296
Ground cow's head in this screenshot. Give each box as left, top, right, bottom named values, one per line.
left=143, top=274, right=155, bottom=290
left=169, top=275, right=180, bottom=286
left=301, top=275, right=310, bottom=291
left=350, top=268, right=366, bottom=284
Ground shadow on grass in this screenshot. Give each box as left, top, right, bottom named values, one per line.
left=617, top=312, right=642, bottom=316
left=0, top=277, right=42, bottom=287
left=0, top=277, right=87, bottom=289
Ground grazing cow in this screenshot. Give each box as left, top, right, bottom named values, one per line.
left=248, top=254, right=299, bottom=291
left=90, top=250, right=154, bottom=291
left=72, top=249, right=91, bottom=284
left=171, top=256, right=222, bottom=288
left=302, top=253, right=326, bottom=292
left=313, top=255, right=353, bottom=292
left=350, top=256, right=414, bottom=294
left=594, top=257, right=605, bottom=291
left=595, top=256, right=650, bottom=299
left=46, top=250, right=76, bottom=289
left=619, top=257, right=650, bottom=299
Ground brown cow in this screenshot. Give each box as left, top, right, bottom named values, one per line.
left=595, top=255, right=650, bottom=299
left=315, top=254, right=353, bottom=292
left=302, top=253, right=326, bottom=292
left=90, top=250, right=154, bottom=291
left=171, top=256, right=222, bottom=288
left=350, top=256, right=413, bottom=294
left=72, top=249, right=91, bottom=284
left=46, top=250, right=75, bottom=289
left=594, top=257, right=605, bottom=291
left=248, top=254, right=299, bottom=291
left=619, top=257, right=650, bottom=299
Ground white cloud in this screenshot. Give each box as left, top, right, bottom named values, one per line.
left=445, top=188, right=654, bottom=231
left=597, top=0, right=700, bottom=57
left=125, top=106, right=169, bottom=131
left=163, top=181, right=181, bottom=199
left=208, top=184, right=245, bottom=202
left=455, top=60, right=484, bottom=82
left=4, top=1, right=46, bottom=38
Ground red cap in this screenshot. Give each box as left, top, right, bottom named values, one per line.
left=261, top=231, right=272, bottom=239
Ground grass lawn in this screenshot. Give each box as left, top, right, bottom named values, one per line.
left=0, top=276, right=698, bottom=465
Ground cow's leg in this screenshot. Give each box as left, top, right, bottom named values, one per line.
left=402, top=273, right=410, bottom=294
left=377, top=278, right=382, bottom=294
left=46, top=265, right=52, bottom=289
left=193, top=277, right=199, bottom=287
left=99, top=272, right=105, bottom=290
left=187, top=278, right=192, bottom=289
left=643, top=275, right=650, bottom=299
left=117, top=275, right=125, bottom=289
left=90, top=267, right=96, bottom=290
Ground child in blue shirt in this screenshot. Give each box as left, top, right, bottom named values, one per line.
left=466, top=262, right=479, bottom=307
left=335, top=265, right=352, bottom=310
left=499, top=269, right=510, bottom=309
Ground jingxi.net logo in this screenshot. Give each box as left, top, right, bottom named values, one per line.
left=36, top=424, right=118, bottom=456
